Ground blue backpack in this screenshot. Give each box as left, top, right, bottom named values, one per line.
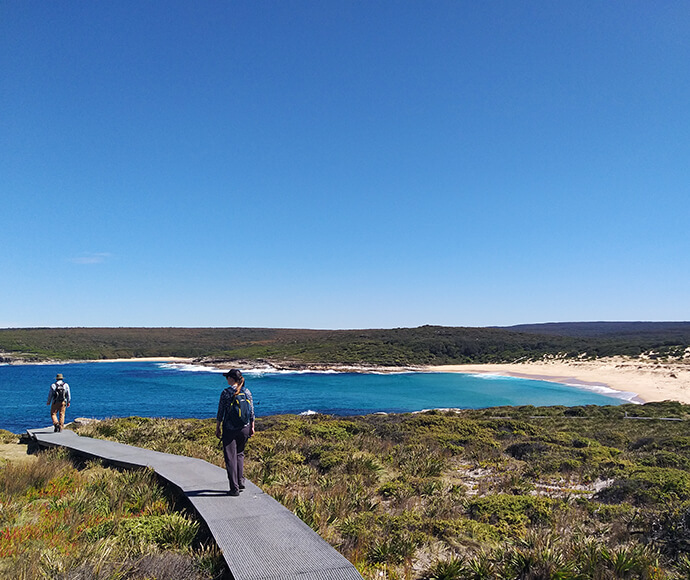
left=224, top=387, right=252, bottom=430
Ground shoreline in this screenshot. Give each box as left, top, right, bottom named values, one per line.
left=5, top=355, right=690, bottom=406
left=1, top=356, right=195, bottom=366
left=165, top=358, right=689, bottom=405
left=424, top=358, right=690, bottom=405
left=425, top=365, right=642, bottom=404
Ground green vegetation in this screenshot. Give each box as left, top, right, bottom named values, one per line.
left=0, top=431, right=17, bottom=445
left=1, top=323, right=689, bottom=365
left=0, top=448, right=226, bottom=579
left=60, top=401, right=690, bottom=579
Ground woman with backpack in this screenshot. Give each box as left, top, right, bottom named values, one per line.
left=216, top=369, right=255, bottom=496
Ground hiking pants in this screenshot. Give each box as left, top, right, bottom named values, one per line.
left=222, top=424, right=251, bottom=492
left=51, top=401, right=67, bottom=429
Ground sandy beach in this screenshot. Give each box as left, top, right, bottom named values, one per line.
left=426, top=357, right=690, bottom=404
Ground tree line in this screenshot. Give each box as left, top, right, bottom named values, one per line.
left=1, top=323, right=689, bottom=365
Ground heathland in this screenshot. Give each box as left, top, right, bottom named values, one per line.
left=6, top=403, right=690, bottom=578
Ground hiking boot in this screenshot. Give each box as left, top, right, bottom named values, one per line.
left=228, top=490, right=240, bottom=496
left=239, top=483, right=245, bottom=490
left=53, top=425, right=59, bottom=432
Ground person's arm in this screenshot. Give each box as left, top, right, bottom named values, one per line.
left=216, top=392, right=224, bottom=439
left=47, top=384, right=53, bottom=406
left=249, top=389, right=256, bottom=436
left=65, top=383, right=71, bottom=407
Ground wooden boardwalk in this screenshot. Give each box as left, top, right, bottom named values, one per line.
left=27, top=427, right=363, bottom=580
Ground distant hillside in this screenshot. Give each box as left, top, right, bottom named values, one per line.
left=506, top=321, right=690, bottom=339
left=1, top=324, right=689, bottom=366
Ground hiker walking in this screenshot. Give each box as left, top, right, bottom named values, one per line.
left=216, top=369, right=255, bottom=496
left=47, top=373, right=71, bottom=432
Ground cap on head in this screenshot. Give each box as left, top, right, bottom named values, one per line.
left=56, top=373, right=64, bottom=380
left=223, top=369, right=243, bottom=382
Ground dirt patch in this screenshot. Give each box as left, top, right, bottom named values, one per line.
left=0, top=442, right=36, bottom=465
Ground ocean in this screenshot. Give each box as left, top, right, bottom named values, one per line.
left=0, top=361, right=636, bottom=434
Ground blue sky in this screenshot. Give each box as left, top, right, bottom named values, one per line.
left=2, top=1, right=689, bottom=329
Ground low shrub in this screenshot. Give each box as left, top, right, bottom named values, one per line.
left=301, top=419, right=364, bottom=441
left=466, top=495, right=553, bottom=530
left=595, top=467, right=690, bottom=506
left=308, top=444, right=349, bottom=472
left=506, top=441, right=549, bottom=461
left=88, top=513, right=199, bottom=551
left=393, top=443, right=448, bottom=477
left=648, top=501, right=690, bottom=557
left=639, top=450, right=690, bottom=469
left=366, top=533, right=417, bottom=565
left=429, top=518, right=500, bottom=545
left=377, top=478, right=414, bottom=500
left=422, top=556, right=465, bottom=580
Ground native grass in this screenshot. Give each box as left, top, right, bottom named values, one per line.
left=5, top=401, right=685, bottom=579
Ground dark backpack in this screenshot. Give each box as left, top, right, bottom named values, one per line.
left=55, top=383, right=66, bottom=403
left=224, top=387, right=252, bottom=430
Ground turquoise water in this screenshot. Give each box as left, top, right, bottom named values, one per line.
left=0, top=361, right=634, bottom=433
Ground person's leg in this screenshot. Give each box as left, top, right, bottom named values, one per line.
left=222, top=431, right=239, bottom=493
left=58, top=402, right=66, bottom=430
left=50, top=403, right=60, bottom=431
left=235, top=424, right=251, bottom=489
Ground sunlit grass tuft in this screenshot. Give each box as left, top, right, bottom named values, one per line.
left=0, top=449, right=225, bottom=579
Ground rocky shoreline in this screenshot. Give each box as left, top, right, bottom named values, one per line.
left=0, top=352, right=423, bottom=374
left=189, top=356, right=424, bottom=374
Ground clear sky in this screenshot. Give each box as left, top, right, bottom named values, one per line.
left=2, top=1, right=689, bottom=329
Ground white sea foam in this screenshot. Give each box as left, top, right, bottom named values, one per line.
left=158, top=363, right=345, bottom=376
left=245, top=368, right=415, bottom=375
left=470, top=372, right=640, bottom=403
left=561, top=382, right=641, bottom=403
left=470, top=373, right=531, bottom=381
left=158, top=363, right=415, bottom=377
left=300, top=410, right=319, bottom=415
left=157, top=363, right=224, bottom=373
left=244, top=368, right=341, bottom=376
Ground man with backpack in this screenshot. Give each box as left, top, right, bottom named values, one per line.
left=216, top=369, right=255, bottom=496
left=47, top=373, right=71, bottom=432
